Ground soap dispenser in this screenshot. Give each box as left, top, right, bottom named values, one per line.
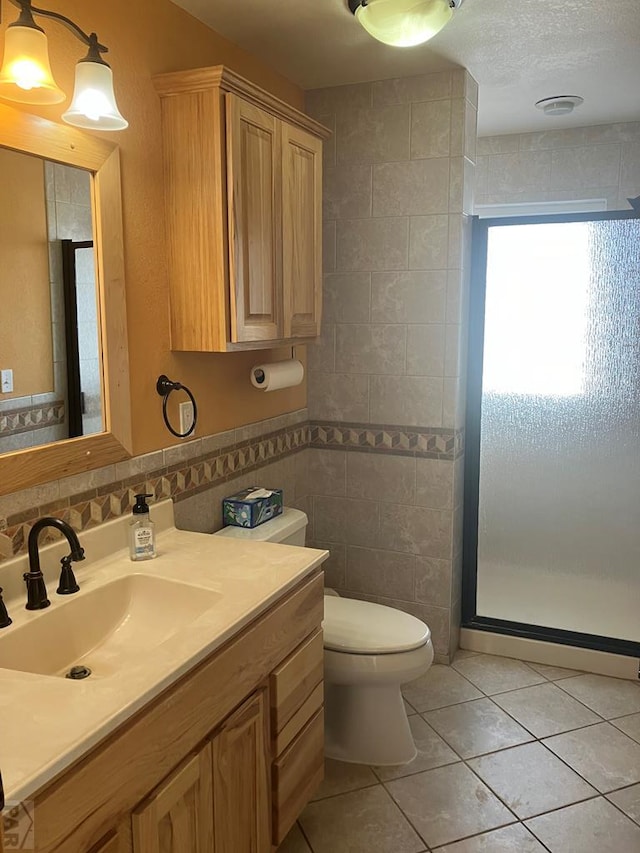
left=129, top=493, right=156, bottom=561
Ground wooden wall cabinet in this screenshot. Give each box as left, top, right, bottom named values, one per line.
left=2, top=572, right=324, bottom=853
left=153, top=67, right=330, bottom=352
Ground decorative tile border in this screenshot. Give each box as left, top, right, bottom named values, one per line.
left=310, top=421, right=464, bottom=460
left=0, top=412, right=464, bottom=562
left=0, top=401, right=65, bottom=436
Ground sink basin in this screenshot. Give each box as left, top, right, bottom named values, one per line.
left=0, top=574, right=222, bottom=678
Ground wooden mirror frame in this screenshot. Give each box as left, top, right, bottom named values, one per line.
left=0, top=103, right=132, bottom=496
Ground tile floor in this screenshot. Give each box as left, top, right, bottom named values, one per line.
left=278, top=652, right=640, bottom=853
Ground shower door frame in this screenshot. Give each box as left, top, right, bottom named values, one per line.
left=462, top=209, right=640, bottom=658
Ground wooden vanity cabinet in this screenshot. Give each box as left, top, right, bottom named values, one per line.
left=6, top=572, right=324, bottom=853
left=153, top=66, right=329, bottom=352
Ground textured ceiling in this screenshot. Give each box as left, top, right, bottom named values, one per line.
left=172, top=0, right=640, bottom=136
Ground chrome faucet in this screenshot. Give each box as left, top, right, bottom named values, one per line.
left=24, top=517, right=85, bottom=610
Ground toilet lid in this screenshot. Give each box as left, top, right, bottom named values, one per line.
left=323, top=596, right=431, bottom=654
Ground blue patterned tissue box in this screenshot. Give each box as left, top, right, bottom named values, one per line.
left=222, top=487, right=284, bottom=529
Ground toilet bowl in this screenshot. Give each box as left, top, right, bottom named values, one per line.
left=323, top=594, right=433, bottom=765
left=214, top=507, right=434, bottom=766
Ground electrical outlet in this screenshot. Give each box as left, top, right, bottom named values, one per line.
left=1, top=369, right=13, bottom=393
left=179, top=400, right=195, bottom=436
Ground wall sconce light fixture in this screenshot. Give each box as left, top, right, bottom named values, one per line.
left=0, top=0, right=128, bottom=130
left=348, top=0, right=464, bottom=48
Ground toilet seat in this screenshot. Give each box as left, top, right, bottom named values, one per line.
left=323, top=596, right=430, bottom=655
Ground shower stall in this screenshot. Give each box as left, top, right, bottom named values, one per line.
left=463, top=211, right=640, bottom=657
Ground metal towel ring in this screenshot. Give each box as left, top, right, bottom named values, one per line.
left=156, top=375, right=198, bottom=438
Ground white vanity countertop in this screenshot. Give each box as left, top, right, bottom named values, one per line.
left=0, top=503, right=327, bottom=803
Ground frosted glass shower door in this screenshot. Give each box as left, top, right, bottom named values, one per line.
left=473, top=215, right=640, bottom=645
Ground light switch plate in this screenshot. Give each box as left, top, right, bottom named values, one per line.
left=1, top=369, right=13, bottom=393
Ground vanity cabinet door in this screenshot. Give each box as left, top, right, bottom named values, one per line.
left=281, top=122, right=323, bottom=340
left=211, top=689, right=270, bottom=853
left=226, top=94, right=282, bottom=344
left=131, top=746, right=214, bottom=853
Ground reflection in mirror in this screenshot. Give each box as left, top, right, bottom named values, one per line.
left=0, top=149, right=102, bottom=456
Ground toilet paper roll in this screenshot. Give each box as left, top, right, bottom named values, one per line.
left=251, top=359, right=304, bottom=392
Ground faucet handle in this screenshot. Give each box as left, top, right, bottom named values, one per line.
left=57, top=555, right=80, bottom=596
left=23, top=570, right=50, bottom=610
left=0, top=588, right=11, bottom=628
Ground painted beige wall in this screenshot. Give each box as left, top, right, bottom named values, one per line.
left=0, top=0, right=307, bottom=456
left=0, top=149, right=53, bottom=399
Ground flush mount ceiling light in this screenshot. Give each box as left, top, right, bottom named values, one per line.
left=348, top=0, right=464, bottom=48
left=0, top=0, right=128, bottom=130
left=535, top=95, right=584, bottom=117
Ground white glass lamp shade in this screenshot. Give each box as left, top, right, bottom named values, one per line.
left=0, top=25, right=65, bottom=104
left=355, top=0, right=453, bottom=47
left=62, top=60, right=128, bottom=131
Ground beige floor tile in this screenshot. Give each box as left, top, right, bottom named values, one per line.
left=425, top=697, right=533, bottom=758
left=373, top=714, right=459, bottom=780
left=405, top=697, right=418, bottom=716
left=492, top=681, right=601, bottom=738
left=299, top=785, right=425, bottom=853
left=608, top=783, right=640, bottom=825
left=452, top=655, right=545, bottom=695
left=452, top=648, right=480, bottom=662
left=386, top=761, right=515, bottom=848
left=527, top=662, right=582, bottom=680
left=543, top=722, right=640, bottom=792
left=403, top=664, right=482, bottom=712
left=525, top=796, right=640, bottom=853
left=436, top=823, right=548, bottom=852
left=557, top=673, right=640, bottom=718
left=468, top=741, right=597, bottom=819
left=611, top=712, right=640, bottom=743
left=311, top=759, right=378, bottom=801
left=277, top=823, right=312, bottom=853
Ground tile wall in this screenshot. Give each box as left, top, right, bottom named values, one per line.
left=304, top=69, right=478, bottom=660
left=476, top=121, right=640, bottom=209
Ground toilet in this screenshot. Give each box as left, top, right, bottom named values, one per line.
left=214, top=507, right=434, bottom=766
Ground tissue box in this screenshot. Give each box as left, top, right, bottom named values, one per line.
left=222, top=487, right=283, bottom=529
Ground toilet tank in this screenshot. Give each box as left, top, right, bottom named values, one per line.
left=213, top=507, right=308, bottom=546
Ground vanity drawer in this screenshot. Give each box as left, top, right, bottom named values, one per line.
left=270, top=630, right=323, bottom=753
left=272, top=709, right=324, bottom=845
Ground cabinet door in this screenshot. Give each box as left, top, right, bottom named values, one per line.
left=226, top=94, right=281, bottom=343
left=211, top=690, right=270, bottom=853
left=132, top=746, right=213, bottom=853
left=281, top=122, right=323, bottom=339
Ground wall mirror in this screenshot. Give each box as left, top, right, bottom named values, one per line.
left=0, top=103, right=131, bottom=496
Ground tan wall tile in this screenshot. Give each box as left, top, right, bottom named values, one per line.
left=336, top=324, right=406, bottom=374
left=296, top=448, right=347, bottom=498
left=370, top=375, right=443, bottom=427
left=314, top=495, right=380, bottom=547
left=373, top=158, right=450, bottom=216
left=307, top=372, right=370, bottom=421
left=336, top=217, right=409, bottom=271
left=323, top=220, right=337, bottom=272
left=406, top=325, right=446, bottom=376
left=372, top=71, right=453, bottom=106
left=620, top=142, right=640, bottom=195
left=415, top=555, right=453, bottom=608
left=409, top=215, right=450, bottom=269
left=550, top=144, right=621, bottom=190
left=307, top=323, right=336, bottom=372
left=346, top=545, right=416, bottom=600
left=337, top=104, right=411, bottom=164
left=416, top=458, right=454, bottom=510
left=378, top=503, right=453, bottom=558
left=371, top=270, right=447, bottom=325
left=346, top=452, right=416, bottom=504
left=411, top=100, right=452, bottom=159
left=323, top=272, right=372, bottom=324
left=324, top=164, right=372, bottom=220
left=306, top=83, right=372, bottom=117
